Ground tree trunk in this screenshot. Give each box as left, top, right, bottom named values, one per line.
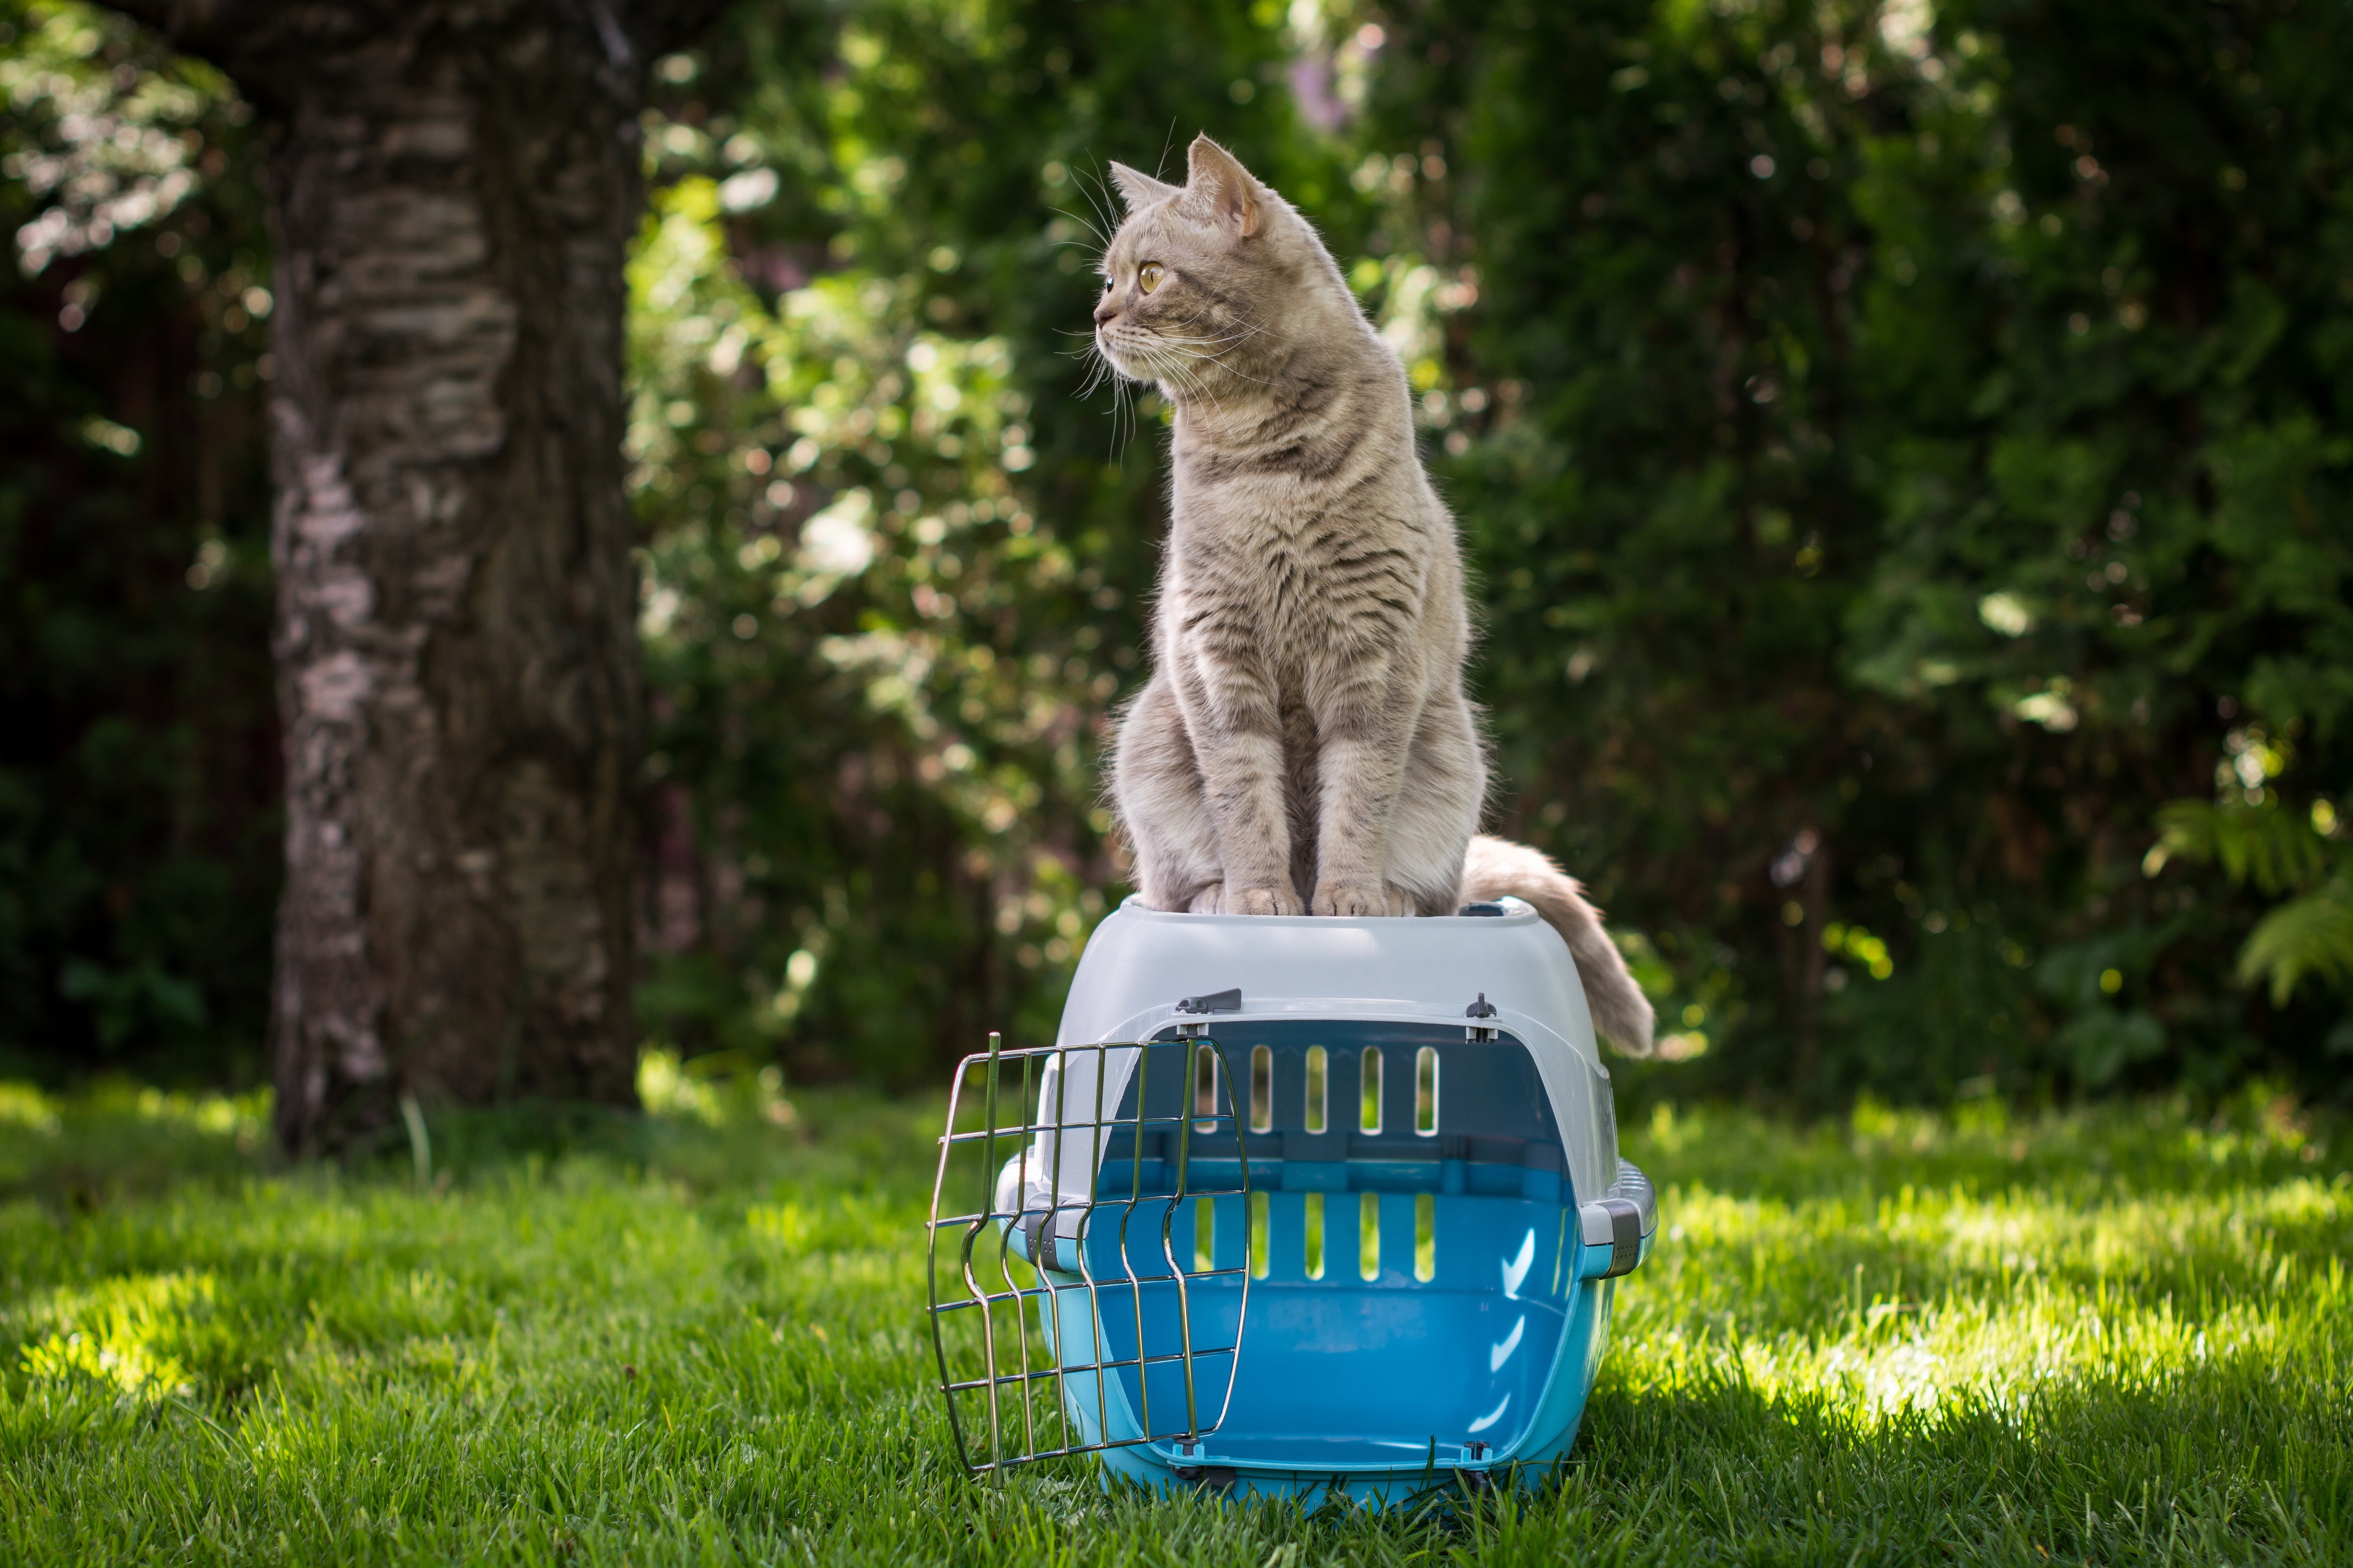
left=110, top=2, right=715, bottom=1150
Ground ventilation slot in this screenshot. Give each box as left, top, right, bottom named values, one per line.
left=1358, top=1191, right=1380, bottom=1280
left=1249, top=1043, right=1272, bottom=1133
left=1304, top=1046, right=1327, bottom=1134
left=1415, top=1045, right=1439, bottom=1136
left=1359, top=1047, right=1382, bottom=1134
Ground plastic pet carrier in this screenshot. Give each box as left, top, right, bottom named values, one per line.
left=926, top=896, right=1656, bottom=1499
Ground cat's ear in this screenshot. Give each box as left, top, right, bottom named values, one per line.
left=1108, top=161, right=1181, bottom=211
left=1184, top=134, right=1265, bottom=239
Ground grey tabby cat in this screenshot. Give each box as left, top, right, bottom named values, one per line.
left=1094, top=135, right=1654, bottom=1055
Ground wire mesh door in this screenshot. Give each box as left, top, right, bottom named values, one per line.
left=926, top=1031, right=1252, bottom=1475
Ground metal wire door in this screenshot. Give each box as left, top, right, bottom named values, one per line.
left=926, top=1032, right=1252, bottom=1475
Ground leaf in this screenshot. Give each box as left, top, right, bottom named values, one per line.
left=2153, top=799, right=2331, bottom=895
left=2236, top=888, right=2353, bottom=1005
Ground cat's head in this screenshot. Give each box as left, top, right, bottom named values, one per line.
left=1092, top=135, right=1345, bottom=400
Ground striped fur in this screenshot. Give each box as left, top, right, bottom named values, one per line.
left=1097, top=137, right=1652, bottom=1055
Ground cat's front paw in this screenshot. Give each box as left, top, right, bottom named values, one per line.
left=1312, top=880, right=1401, bottom=918
left=1225, top=885, right=1304, bottom=916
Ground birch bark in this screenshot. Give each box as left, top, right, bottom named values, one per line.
left=107, top=1, right=717, bottom=1149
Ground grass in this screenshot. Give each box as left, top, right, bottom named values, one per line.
left=0, top=1071, right=2346, bottom=1565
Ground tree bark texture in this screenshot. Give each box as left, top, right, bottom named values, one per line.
left=112, top=2, right=717, bottom=1150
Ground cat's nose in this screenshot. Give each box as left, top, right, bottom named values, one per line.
left=1093, top=300, right=1118, bottom=325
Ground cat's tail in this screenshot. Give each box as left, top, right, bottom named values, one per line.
left=1461, top=834, right=1655, bottom=1057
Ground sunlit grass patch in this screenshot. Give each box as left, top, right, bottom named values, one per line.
left=0, top=1083, right=2343, bottom=1565
left=13, top=1269, right=214, bottom=1400
left=1614, top=1095, right=2351, bottom=1405
left=1614, top=1178, right=2349, bottom=1418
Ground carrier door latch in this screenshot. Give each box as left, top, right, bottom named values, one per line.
left=1465, top=992, right=1499, bottom=1042
left=1175, top=987, right=1240, bottom=1013
left=1173, top=987, right=1241, bottom=1037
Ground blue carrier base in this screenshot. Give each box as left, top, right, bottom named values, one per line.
left=1092, top=1274, right=1626, bottom=1502
left=1013, top=1020, right=1657, bottom=1503
left=1025, top=1196, right=1652, bottom=1501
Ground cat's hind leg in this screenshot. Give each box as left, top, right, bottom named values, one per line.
left=1111, top=676, right=1225, bottom=913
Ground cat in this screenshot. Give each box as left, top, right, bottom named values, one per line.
left=1092, top=135, right=1654, bottom=1056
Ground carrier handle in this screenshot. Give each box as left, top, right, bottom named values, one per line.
left=1576, top=1159, right=1657, bottom=1281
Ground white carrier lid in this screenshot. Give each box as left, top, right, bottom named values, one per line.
left=1014, top=896, right=1619, bottom=1211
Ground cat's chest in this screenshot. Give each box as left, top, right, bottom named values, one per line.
left=1167, top=513, right=1422, bottom=653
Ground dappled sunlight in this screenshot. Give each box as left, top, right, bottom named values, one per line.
left=13, top=1270, right=214, bottom=1401
left=1633, top=1090, right=2334, bottom=1204
left=638, top=1048, right=797, bottom=1128
left=0, top=1080, right=268, bottom=1195
left=1611, top=1101, right=2350, bottom=1434
left=0, top=1085, right=60, bottom=1136
left=0, top=1079, right=269, bottom=1145
left=107, top=1083, right=269, bottom=1145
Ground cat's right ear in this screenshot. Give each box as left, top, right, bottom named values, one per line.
left=1108, top=162, right=1181, bottom=211
left=1184, top=135, right=1268, bottom=240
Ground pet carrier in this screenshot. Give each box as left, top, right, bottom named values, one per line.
left=926, top=895, right=1657, bottom=1500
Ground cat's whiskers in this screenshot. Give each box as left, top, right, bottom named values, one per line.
left=1095, top=294, right=1270, bottom=418
left=1074, top=324, right=1143, bottom=460
left=1144, top=357, right=1230, bottom=419
left=1148, top=332, right=1273, bottom=387
left=1123, top=328, right=1271, bottom=407
left=1148, top=304, right=1278, bottom=389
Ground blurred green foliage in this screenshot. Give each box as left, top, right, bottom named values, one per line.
left=621, top=0, right=1345, bottom=1086
left=1360, top=0, right=2353, bottom=1099
left=3, top=0, right=2348, bottom=1102
left=0, top=1, right=276, bottom=1086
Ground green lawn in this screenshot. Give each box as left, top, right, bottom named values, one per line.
left=1, top=1073, right=2345, bottom=1565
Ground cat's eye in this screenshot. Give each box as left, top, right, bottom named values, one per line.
left=1138, top=261, right=1164, bottom=293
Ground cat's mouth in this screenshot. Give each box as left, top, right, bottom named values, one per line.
left=1093, top=325, right=1153, bottom=382
left=1096, top=325, right=1192, bottom=387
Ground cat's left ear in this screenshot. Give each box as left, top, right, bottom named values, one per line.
left=1185, top=134, right=1265, bottom=239
left=1108, top=161, right=1181, bottom=210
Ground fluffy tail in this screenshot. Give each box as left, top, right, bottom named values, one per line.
left=1461, top=834, right=1654, bottom=1056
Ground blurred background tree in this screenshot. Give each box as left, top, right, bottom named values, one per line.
left=5, top=0, right=2347, bottom=1108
